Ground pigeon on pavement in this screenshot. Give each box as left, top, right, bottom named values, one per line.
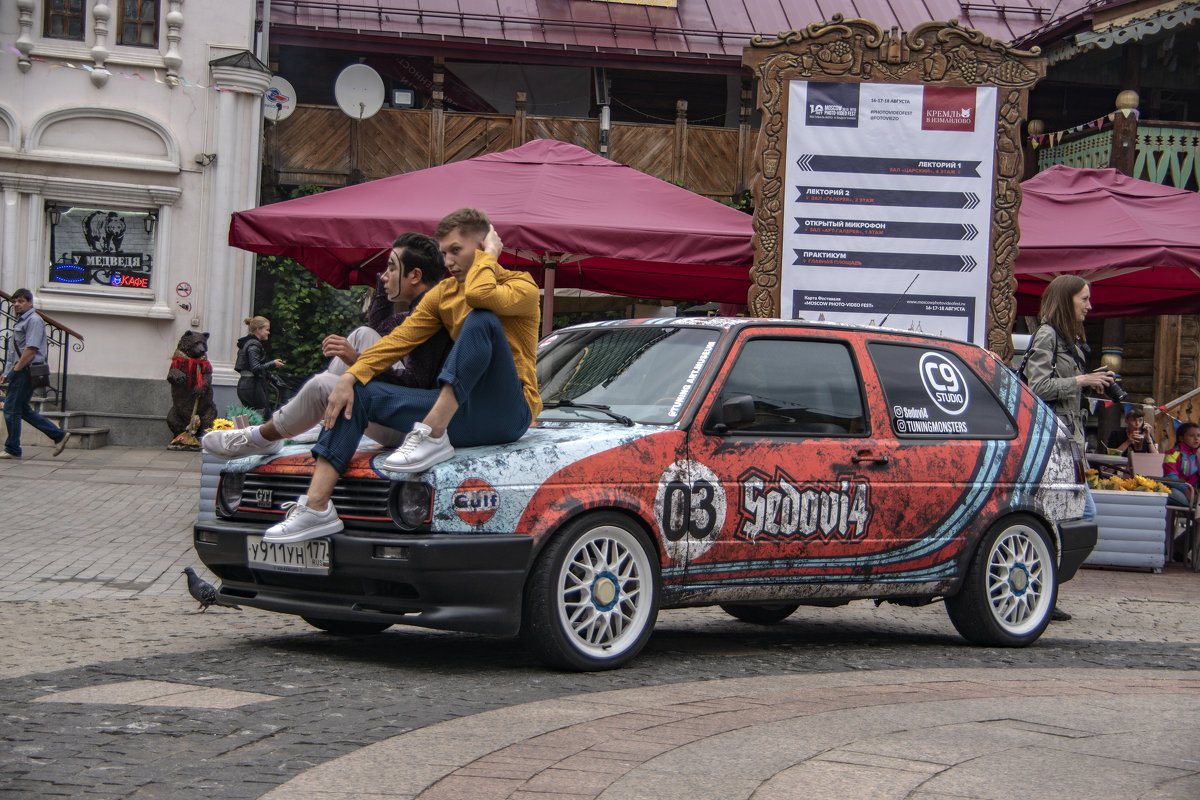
left=182, top=567, right=241, bottom=612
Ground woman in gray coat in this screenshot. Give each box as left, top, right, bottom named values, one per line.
left=1022, top=274, right=1115, bottom=620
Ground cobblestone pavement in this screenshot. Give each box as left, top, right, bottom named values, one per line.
left=1, top=444, right=1198, bottom=799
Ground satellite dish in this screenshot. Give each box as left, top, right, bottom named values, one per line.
left=334, top=64, right=385, bottom=120
left=263, top=75, right=297, bottom=122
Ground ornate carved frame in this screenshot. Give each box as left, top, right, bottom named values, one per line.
left=742, top=16, right=1045, bottom=359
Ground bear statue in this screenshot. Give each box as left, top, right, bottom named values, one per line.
left=166, top=330, right=218, bottom=448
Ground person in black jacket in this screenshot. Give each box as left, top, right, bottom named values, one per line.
left=234, top=316, right=284, bottom=417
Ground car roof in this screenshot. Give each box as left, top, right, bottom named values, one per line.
left=555, top=316, right=978, bottom=350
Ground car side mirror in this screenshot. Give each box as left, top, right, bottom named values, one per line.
left=706, top=394, right=756, bottom=434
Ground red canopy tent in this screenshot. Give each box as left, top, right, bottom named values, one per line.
left=1015, top=166, right=1200, bottom=317
left=230, top=139, right=754, bottom=328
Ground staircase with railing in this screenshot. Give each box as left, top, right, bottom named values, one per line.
left=0, top=290, right=109, bottom=449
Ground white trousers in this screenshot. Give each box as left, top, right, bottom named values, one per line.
left=272, top=327, right=405, bottom=447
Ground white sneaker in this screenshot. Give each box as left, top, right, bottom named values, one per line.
left=202, top=428, right=283, bottom=459
left=289, top=424, right=324, bottom=444
left=382, top=423, right=453, bottom=472
left=264, top=495, right=343, bottom=542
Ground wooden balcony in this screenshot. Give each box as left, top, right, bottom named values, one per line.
left=1035, top=120, right=1200, bottom=192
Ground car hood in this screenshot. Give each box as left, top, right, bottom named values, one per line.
left=221, top=421, right=657, bottom=485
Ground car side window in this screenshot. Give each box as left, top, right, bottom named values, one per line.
left=719, top=338, right=867, bottom=435
left=869, top=342, right=1016, bottom=438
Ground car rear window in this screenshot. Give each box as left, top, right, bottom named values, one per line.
left=868, top=342, right=1016, bottom=439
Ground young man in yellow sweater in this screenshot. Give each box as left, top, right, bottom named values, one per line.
left=263, top=207, right=541, bottom=542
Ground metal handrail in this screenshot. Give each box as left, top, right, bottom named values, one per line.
left=0, top=289, right=86, bottom=412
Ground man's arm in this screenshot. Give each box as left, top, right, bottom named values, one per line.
left=463, top=252, right=539, bottom=317
left=347, top=286, right=445, bottom=385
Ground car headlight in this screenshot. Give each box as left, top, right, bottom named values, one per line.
left=216, top=473, right=246, bottom=518
left=389, top=480, right=432, bottom=529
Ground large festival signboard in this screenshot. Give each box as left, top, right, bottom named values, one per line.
left=742, top=17, right=1045, bottom=359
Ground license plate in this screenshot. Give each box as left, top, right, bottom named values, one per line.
left=246, top=536, right=331, bottom=575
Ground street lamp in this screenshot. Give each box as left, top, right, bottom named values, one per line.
left=47, top=202, right=61, bottom=226
left=144, top=211, right=157, bottom=234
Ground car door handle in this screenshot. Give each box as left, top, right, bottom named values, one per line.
left=852, top=450, right=890, bottom=465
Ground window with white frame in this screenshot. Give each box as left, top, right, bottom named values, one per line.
left=45, top=203, right=157, bottom=295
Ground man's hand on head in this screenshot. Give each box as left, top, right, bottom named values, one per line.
left=482, top=225, right=503, bottom=259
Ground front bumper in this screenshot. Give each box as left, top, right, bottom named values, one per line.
left=193, top=520, right=535, bottom=636
left=1057, top=519, right=1098, bottom=582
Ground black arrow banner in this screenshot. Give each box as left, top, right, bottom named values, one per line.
left=797, top=218, right=979, bottom=241
left=795, top=186, right=980, bottom=210
left=793, top=250, right=977, bottom=272
left=795, top=154, right=981, bottom=178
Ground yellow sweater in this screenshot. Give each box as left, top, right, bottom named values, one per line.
left=348, top=251, right=542, bottom=420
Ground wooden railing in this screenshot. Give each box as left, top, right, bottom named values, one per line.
left=1036, top=120, right=1200, bottom=191
left=0, top=289, right=85, bottom=412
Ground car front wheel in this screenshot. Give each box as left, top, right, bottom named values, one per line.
left=946, top=516, right=1057, bottom=646
left=522, top=513, right=660, bottom=671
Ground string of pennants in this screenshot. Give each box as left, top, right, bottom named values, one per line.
left=1086, top=398, right=1192, bottom=434
left=5, top=45, right=263, bottom=94
left=1029, top=108, right=1140, bottom=150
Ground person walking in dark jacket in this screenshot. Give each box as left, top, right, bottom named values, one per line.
left=234, top=316, right=283, bottom=418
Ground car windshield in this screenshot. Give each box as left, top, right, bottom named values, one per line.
left=537, top=326, right=722, bottom=425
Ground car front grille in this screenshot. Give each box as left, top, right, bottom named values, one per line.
left=235, top=472, right=395, bottom=530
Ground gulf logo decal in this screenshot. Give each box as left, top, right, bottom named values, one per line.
left=453, top=478, right=500, bottom=525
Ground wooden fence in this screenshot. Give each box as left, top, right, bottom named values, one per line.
left=263, top=96, right=751, bottom=201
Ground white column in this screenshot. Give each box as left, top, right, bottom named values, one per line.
left=202, top=63, right=269, bottom=385
left=1, top=188, right=20, bottom=291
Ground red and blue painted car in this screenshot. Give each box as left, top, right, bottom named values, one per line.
left=194, top=318, right=1096, bottom=670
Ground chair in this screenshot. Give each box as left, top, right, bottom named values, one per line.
left=1127, top=452, right=1200, bottom=570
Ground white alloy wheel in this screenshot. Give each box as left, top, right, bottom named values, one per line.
left=524, top=514, right=660, bottom=670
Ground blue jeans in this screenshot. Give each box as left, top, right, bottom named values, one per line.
left=4, top=368, right=66, bottom=457
left=313, top=310, right=531, bottom=473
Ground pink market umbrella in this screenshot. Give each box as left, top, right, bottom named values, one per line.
left=1015, top=166, right=1200, bottom=317
left=230, top=140, right=753, bottom=330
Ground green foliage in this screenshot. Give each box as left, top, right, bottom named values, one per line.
left=252, top=185, right=370, bottom=377
left=223, top=404, right=263, bottom=426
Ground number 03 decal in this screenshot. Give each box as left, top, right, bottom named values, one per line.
left=654, top=460, right=727, bottom=563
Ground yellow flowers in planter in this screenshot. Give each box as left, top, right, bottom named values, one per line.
left=1086, top=469, right=1170, bottom=493
left=208, top=418, right=235, bottom=432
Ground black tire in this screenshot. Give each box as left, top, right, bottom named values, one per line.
left=719, top=603, right=799, bottom=624
left=945, top=516, right=1057, bottom=647
left=522, top=513, right=660, bottom=671
left=302, top=616, right=392, bottom=636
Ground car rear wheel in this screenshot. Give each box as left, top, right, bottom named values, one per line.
left=522, top=513, right=660, bottom=671
left=719, top=603, right=799, bottom=624
left=302, top=616, right=392, bottom=636
left=946, top=516, right=1056, bottom=646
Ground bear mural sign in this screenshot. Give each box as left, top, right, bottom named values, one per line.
left=47, top=206, right=156, bottom=292
left=742, top=17, right=1045, bottom=361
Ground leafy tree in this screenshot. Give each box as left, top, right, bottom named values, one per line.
left=251, top=185, right=369, bottom=378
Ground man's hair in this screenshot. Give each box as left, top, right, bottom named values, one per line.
left=1177, top=422, right=1199, bottom=441
left=12, top=288, right=33, bottom=303
left=1125, top=407, right=1145, bottom=422
left=1038, top=274, right=1088, bottom=343
left=434, top=207, right=490, bottom=242
left=391, top=232, right=444, bottom=283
